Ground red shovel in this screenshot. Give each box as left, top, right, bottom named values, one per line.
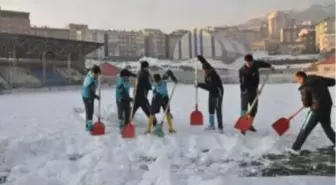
left=234, top=71, right=270, bottom=132
left=91, top=69, right=105, bottom=136
left=122, top=78, right=137, bottom=138
left=272, top=107, right=305, bottom=136
left=190, top=61, right=203, bottom=126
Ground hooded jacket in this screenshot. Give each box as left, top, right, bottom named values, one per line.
left=299, top=75, right=335, bottom=112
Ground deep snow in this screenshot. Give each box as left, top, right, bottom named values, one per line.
left=0, top=83, right=334, bottom=185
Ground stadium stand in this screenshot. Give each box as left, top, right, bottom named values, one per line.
left=0, top=32, right=103, bottom=89
left=0, top=75, right=11, bottom=89
left=0, top=66, right=41, bottom=88
left=56, top=68, right=83, bottom=83
left=30, top=67, right=67, bottom=86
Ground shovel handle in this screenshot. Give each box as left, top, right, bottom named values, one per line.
left=247, top=71, right=271, bottom=115
left=288, top=106, right=305, bottom=121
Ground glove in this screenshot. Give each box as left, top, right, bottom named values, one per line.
left=173, top=79, right=178, bottom=84
left=241, top=89, right=248, bottom=95
left=94, top=95, right=100, bottom=100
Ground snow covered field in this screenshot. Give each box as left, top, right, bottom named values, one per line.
left=0, top=83, right=334, bottom=185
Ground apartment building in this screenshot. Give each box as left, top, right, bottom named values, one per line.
left=315, top=17, right=335, bottom=51
left=0, top=7, right=30, bottom=34
left=268, top=11, right=296, bottom=40
left=319, top=34, right=335, bottom=52
left=117, top=30, right=145, bottom=58
left=143, top=28, right=166, bottom=58
left=30, top=26, right=70, bottom=39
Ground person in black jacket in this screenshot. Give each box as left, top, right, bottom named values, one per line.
left=290, top=71, right=335, bottom=152
left=196, top=55, right=224, bottom=132
left=132, top=61, right=157, bottom=126
left=239, top=54, right=273, bottom=134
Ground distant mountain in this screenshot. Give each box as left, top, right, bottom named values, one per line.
left=243, top=3, right=335, bottom=27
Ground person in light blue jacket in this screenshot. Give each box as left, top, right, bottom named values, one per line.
left=82, top=65, right=101, bottom=131
left=116, top=69, right=136, bottom=132
left=147, top=70, right=178, bottom=134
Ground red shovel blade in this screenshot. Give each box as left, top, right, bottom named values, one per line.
left=91, top=120, right=105, bottom=136
left=234, top=115, right=253, bottom=132
left=272, top=118, right=290, bottom=136
left=190, top=110, right=203, bottom=126
left=122, top=122, right=136, bottom=138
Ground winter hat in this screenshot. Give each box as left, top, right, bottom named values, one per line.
left=153, top=74, right=161, bottom=82
left=91, top=65, right=102, bottom=74
left=140, top=61, right=149, bottom=69
left=120, top=69, right=132, bottom=77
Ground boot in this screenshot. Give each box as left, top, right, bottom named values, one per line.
left=86, top=120, right=93, bottom=131
left=204, top=114, right=215, bottom=130
left=118, top=120, right=124, bottom=133
left=166, top=113, right=176, bottom=133
left=145, top=115, right=155, bottom=134
left=249, top=126, right=257, bottom=132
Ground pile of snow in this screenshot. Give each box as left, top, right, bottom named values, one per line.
left=85, top=51, right=320, bottom=72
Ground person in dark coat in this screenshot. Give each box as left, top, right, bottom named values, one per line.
left=131, top=61, right=157, bottom=126
left=196, top=55, right=224, bottom=133
left=290, top=71, right=335, bottom=152
left=238, top=54, right=273, bottom=134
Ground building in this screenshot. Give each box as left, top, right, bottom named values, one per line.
left=319, top=34, right=335, bottom=52
left=259, top=23, right=268, bottom=37
left=172, top=28, right=247, bottom=64
left=67, top=23, right=89, bottom=40
left=308, top=55, right=335, bottom=78
left=142, top=28, right=166, bottom=58
left=30, top=26, right=70, bottom=39
left=168, top=30, right=188, bottom=59
left=117, top=30, right=145, bottom=59
left=268, top=11, right=296, bottom=39
left=315, top=17, right=335, bottom=50
left=0, top=8, right=30, bottom=34
left=302, top=30, right=317, bottom=53
left=106, top=30, right=120, bottom=57
left=280, top=27, right=301, bottom=43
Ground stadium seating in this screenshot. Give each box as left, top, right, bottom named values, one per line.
left=0, top=67, right=41, bottom=88
left=30, top=68, right=67, bottom=86
left=56, top=68, right=83, bottom=82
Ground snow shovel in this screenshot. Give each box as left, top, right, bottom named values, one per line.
left=234, top=71, right=270, bottom=132
left=91, top=71, right=105, bottom=136
left=153, top=82, right=177, bottom=137
left=272, top=106, right=305, bottom=136
left=190, top=60, right=203, bottom=126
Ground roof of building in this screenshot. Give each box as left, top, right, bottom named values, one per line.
left=318, top=55, right=335, bottom=65
left=0, top=32, right=103, bottom=61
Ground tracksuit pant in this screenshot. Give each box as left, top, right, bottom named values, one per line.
left=83, top=97, right=94, bottom=130
left=117, top=99, right=131, bottom=130
left=208, top=91, right=223, bottom=129
left=292, top=110, right=335, bottom=151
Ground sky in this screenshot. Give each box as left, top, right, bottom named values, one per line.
left=0, top=0, right=332, bottom=32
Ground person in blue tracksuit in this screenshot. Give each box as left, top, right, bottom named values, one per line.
left=116, top=69, right=137, bottom=132
left=147, top=70, right=178, bottom=134
left=81, top=65, right=101, bottom=131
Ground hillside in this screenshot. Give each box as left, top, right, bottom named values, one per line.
left=243, top=2, right=335, bottom=26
